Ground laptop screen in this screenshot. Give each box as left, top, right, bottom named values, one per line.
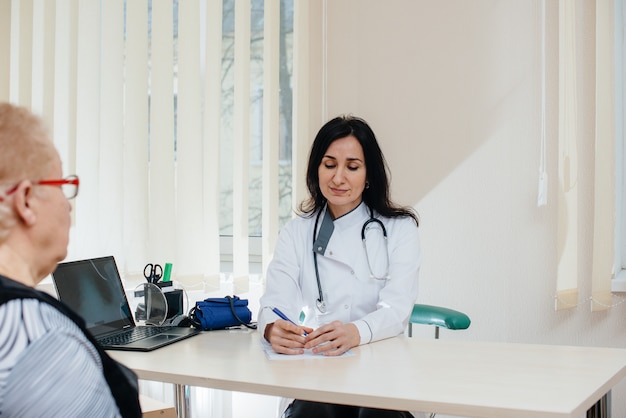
left=52, top=256, right=135, bottom=336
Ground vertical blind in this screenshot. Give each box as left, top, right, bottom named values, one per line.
left=590, top=0, right=615, bottom=311
left=0, top=0, right=304, bottom=288
left=555, top=0, right=579, bottom=310
left=555, top=0, right=617, bottom=311
left=232, top=0, right=251, bottom=289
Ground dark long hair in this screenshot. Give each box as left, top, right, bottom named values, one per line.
left=298, top=115, right=418, bottom=226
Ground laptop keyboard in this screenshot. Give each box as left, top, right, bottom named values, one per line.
left=98, top=326, right=168, bottom=346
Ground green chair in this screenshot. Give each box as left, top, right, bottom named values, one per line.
left=408, top=303, right=471, bottom=339
left=408, top=304, right=471, bottom=418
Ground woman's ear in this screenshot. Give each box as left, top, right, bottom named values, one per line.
left=13, top=181, right=37, bottom=226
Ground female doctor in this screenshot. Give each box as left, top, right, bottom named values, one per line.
left=258, top=115, right=420, bottom=418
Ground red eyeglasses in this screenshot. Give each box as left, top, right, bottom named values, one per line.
left=0, top=175, right=80, bottom=202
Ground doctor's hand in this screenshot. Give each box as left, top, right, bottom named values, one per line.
left=304, top=320, right=359, bottom=356
left=264, top=320, right=314, bottom=355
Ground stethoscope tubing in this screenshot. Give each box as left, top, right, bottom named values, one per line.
left=313, top=205, right=390, bottom=314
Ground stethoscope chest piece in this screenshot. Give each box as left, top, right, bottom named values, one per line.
left=316, top=299, right=327, bottom=314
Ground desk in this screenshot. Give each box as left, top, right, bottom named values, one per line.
left=109, top=330, right=626, bottom=418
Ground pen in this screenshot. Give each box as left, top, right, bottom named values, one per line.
left=272, top=307, right=308, bottom=336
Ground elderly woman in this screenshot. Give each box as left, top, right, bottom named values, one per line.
left=0, top=102, right=140, bottom=417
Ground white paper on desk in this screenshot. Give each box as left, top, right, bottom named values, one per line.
left=260, top=339, right=354, bottom=360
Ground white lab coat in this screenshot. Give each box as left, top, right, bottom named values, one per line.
left=258, top=202, right=421, bottom=345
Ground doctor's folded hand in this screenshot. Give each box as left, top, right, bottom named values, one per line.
left=304, top=320, right=360, bottom=356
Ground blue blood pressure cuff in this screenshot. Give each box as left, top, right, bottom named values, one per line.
left=189, top=295, right=257, bottom=330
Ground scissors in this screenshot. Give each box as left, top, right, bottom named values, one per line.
left=143, top=263, right=163, bottom=284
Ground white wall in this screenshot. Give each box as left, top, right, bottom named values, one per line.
left=311, top=0, right=626, bottom=416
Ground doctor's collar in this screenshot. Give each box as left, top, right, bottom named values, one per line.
left=325, top=200, right=365, bottom=221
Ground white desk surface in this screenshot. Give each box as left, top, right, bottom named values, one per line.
left=109, top=329, right=626, bottom=418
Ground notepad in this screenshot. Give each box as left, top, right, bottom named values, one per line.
left=260, top=339, right=354, bottom=360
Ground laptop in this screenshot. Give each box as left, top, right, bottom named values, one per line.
left=52, top=256, right=200, bottom=351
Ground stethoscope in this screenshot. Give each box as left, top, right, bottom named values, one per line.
left=313, top=205, right=390, bottom=313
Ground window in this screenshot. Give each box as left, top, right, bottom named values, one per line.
left=217, top=0, right=294, bottom=238
left=0, top=0, right=301, bottom=279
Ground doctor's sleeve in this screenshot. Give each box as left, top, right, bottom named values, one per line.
left=257, top=220, right=307, bottom=338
